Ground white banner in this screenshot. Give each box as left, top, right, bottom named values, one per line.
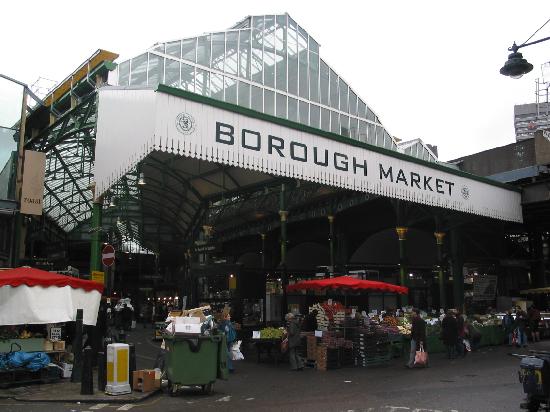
left=95, top=87, right=522, bottom=223
left=21, top=150, right=46, bottom=215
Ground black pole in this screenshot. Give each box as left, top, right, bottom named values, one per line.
left=97, top=351, right=106, bottom=391
left=128, top=343, right=136, bottom=390
left=80, top=346, right=94, bottom=395
left=71, top=308, right=83, bottom=383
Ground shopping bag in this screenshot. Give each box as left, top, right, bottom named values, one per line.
left=512, top=329, right=518, bottom=346
left=131, top=320, right=137, bottom=329
left=281, top=338, right=289, bottom=353
left=414, top=342, right=428, bottom=367
left=230, top=340, right=244, bottom=361
left=463, top=339, right=471, bottom=352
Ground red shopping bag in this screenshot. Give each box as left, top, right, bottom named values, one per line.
left=414, top=342, right=428, bottom=367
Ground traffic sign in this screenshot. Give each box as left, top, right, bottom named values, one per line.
left=102, top=244, right=115, bottom=267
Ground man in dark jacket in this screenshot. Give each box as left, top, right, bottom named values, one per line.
left=286, top=313, right=304, bottom=371
left=303, top=310, right=318, bottom=332
left=407, top=308, right=427, bottom=368
left=441, top=310, right=459, bottom=359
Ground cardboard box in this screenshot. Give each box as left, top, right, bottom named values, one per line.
left=43, top=340, right=54, bottom=351
left=53, top=340, right=65, bottom=351
left=132, top=370, right=160, bottom=392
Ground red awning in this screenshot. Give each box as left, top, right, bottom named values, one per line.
left=286, top=275, right=408, bottom=295
left=0, top=267, right=104, bottom=293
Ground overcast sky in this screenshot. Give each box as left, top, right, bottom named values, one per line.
left=2, top=0, right=549, bottom=161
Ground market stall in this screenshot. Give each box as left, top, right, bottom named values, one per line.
left=0, top=267, right=104, bottom=386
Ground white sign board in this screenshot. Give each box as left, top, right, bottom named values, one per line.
left=21, top=150, right=46, bottom=215
left=95, top=86, right=522, bottom=222
left=50, top=327, right=62, bottom=342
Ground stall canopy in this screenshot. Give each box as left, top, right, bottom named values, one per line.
left=0, top=267, right=103, bottom=326
left=286, top=275, right=408, bottom=294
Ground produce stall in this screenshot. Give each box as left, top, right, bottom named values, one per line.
left=251, top=327, right=286, bottom=365
left=286, top=276, right=408, bottom=370
left=0, top=267, right=103, bottom=387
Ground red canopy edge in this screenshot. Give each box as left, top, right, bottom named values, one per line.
left=286, top=275, right=408, bottom=295
left=0, top=267, right=104, bottom=293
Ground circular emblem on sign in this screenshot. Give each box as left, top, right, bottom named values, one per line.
left=175, top=112, right=196, bottom=135
left=461, top=186, right=470, bottom=200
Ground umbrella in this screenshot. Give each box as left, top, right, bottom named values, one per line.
left=286, top=275, right=408, bottom=294
left=0, top=267, right=104, bottom=326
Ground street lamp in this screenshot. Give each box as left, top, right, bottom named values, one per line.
left=500, top=18, right=550, bottom=79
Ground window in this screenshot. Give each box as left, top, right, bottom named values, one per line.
left=225, top=32, right=239, bottom=75
left=147, top=54, right=163, bottom=86
left=310, top=104, right=320, bottom=129
left=196, top=68, right=210, bottom=96
left=320, top=60, right=329, bottom=106
left=182, top=38, right=197, bottom=63
left=309, top=51, right=319, bottom=103
left=165, top=59, right=179, bottom=87
left=238, top=81, right=250, bottom=108
left=276, top=93, right=287, bottom=119
left=166, top=41, right=181, bottom=59
left=339, top=79, right=349, bottom=113
left=265, top=89, right=275, bottom=116
left=118, top=60, right=130, bottom=86
left=211, top=73, right=224, bottom=101
left=288, top=97, right=298, bottom=122
left=358, top=121, right=367, bottom=143
left=321, top=107, right=330, bottom=132
left=330, top=110, right=339, bottom=134
left=349, top=90, right=357, bottom=117
left=340, top=114, right=350, bottom=137
left=287, top=18, right=298, bottom=96
left=275, top=15, right=287, bottom=92
left=251, top=16, right=263, bottom=84
left=299, top=100, right=309, bottom=125
left=263, top=16, right=276, bottom=88
left=329, top=70, right=338, bottom=109
left=239, top=30, right=251, bottom=79
left=251, top=85, right=263, bottom=111
left=130, top=54, right=147, bottom=86
left=197, top=35, right=211, bottom=67
left=211, top=33, right=225, bottom=71
left=181, top=63, right=195, bottom=91
left=224, top=76, right=237, bottom=104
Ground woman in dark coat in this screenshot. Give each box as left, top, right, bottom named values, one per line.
left=441, top=310, right=459, bottom=359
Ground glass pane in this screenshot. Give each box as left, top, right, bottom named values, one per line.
left=251, top=85, right=263, bottom=111
left=349, top=118, right=358, bottom=139
left=251, top=16, right=263, bottom=84
left=275, top=15, right=287, bottom=92
left=310, top=104, right=320, bottom=129
left=329, top=69, right=338, bottom=109
left=299, top=100, right=309, bottom=125
left=288, top=97, right=298, bottom=122
left=225, top=32, right=239, bottom=75
left=238, top=81, right=250, bottom=108
left=287, top=18, right=298, bottom=96
left=211, top=32, right=225, bottom=71
left=130, top=53, right=147, bottom=85
left=265, top=89, right=275, bottom=116
left=225, top=76, right=238, bottom=104
left=358, top=121, right=367, bottom=142
left=367, top=123, right=376, bottom=145
left=181, top=63, right=195, bottom=91
left=309, top=37, right=319, bottom=54
left=165, top=59, right=179, bottom=87
left=320, top=60, right=329, bottom=106
left=276, top=93, right=287, bottom=119
left=239, top=30, right=251, bottom=79
left=330, top=110, right=339, bottom=134
left=196, top=68, right=210, bottom=96
left=340, top=114, right=350, bottom=137
left=366, top=107, right=376, bottom=122
left=297, top=26, right=308, bottom=99
left=358, top=99, right=367, bottom=119
left=118, top=60, right=130, bottom=86
left=197, top=35, right=211, bottom=67
left=349, top=90, right=357, bottom=117
left=339, top=79, right=349, bottom=113
left=182, top=38, right=197, bottom=63
left=147, top=54, right=163, bottom=86
left=383, top=131, right=392, bottom=149
left=309, top=51, right=319, bottom=103
left=263, top=16, right=275, bottom=88
left=152, top=43, right=164, bottom=53
left=166, top=41, right=181, bottom=58
left=375, top=125, right=384, bottom=146
left=211, top=73, right=224, bottom=101
left=321, top=107, right=330, bottom=132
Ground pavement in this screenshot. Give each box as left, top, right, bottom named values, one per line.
left=0, top=325, right=543, bottom=412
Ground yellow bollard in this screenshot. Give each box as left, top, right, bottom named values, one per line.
left=105, top=343, right=131, bottom=395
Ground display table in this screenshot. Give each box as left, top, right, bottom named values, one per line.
left=477, top=325, right=505, bottom=346
left=253, top=339, right=284, bottom=365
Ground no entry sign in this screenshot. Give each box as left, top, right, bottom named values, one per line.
left=102, top=244, right=115, bottom=267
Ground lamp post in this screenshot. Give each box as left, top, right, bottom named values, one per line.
left=500, top=32, right=550, bottom=78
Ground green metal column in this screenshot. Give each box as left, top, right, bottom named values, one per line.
left=89, top=200, right=103, bottom=274
left=279, top=184, right=288, bottom=316
left=261, top=233, right=266, bottom=270
left=13, top=87, right=28, bottom=267
left=451, top=228, right=464, bottom=311
left=328, top=215, right=335, bottom=274
left=396, top=227, right=408, bottom=306
left=434, top=232, right=446, bottom=310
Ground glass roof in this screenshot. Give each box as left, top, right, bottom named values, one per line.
left=114, top=13, right=437, bottom=162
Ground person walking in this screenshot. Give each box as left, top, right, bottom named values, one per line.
left=441, top=310, right=459, bottom=359
left=286, top=313, right=304, bottom=371
left=502, top=310, right=515, bottom=346
left=456, top=311, right=467, bottom=357
left=516, top=309, right=529, bottom=348
left=218, top=310, right=236, bottom=373
left=407, top=308, right=427, bottom=368
left=528, top=305, right=541, bottom=343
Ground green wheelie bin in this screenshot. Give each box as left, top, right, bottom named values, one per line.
left=163, top=333, right=228, bottom=395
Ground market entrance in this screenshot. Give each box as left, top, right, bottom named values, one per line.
left=89, top=84, right=523, bottom=322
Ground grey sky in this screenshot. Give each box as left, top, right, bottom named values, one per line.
left=2, top=0, right=549, bottom=161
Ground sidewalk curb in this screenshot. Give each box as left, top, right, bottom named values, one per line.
left=7, top=389, right=160, bottom=404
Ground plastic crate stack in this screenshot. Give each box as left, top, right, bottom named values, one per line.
left=353, top=326, right=391, bottom=367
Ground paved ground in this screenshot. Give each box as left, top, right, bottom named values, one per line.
left=0, top=325, right=540, bottom=412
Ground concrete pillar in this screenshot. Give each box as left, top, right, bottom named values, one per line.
left=434, top=232, right=446, bottom=310
left=89, top=200, right=103, bottom=274
left=328, top=215, right=335, bottom=274
left=279, top=184, right=288, bottom=315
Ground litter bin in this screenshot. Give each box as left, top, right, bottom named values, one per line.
left=163, top=333, right=227, bottom=395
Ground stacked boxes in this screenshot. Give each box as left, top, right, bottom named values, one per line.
left=307, top=335, right=318, bottom=360
left=353, top=327, right=391, bottom=367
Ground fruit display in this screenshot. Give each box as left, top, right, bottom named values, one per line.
left=259, top=327, right=285, bottom=339
left=381, top=316, right=399, bottom=327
